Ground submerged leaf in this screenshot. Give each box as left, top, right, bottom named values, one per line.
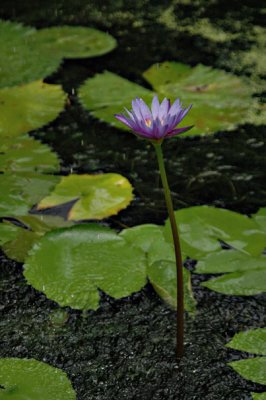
left=0, top=81, right=66, bottom=137
left=24, top=225, right=147, bottom=310
left=0, top=135, right=60, bottom=173
left=0, top=358, right=76, bottom=399
left=37, top=173, right=133, bottom=221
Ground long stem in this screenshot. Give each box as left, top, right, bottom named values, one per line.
left=153, top=143, right=184, bottom=359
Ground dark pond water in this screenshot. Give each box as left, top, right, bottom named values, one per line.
left=0, top=0, right=265, bottom=399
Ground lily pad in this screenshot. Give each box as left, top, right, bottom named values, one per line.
left=202, top=269, right=266, bottom=296
left=78, top=71, right=154, bottom=128
left=24, top=224, right=147, bottom=310
left=2, top=215, right=73, bottom=262
left=163, top=206, right=266, bottom=259
left=0, top=222, right=21, bottom=246
left=0, top=358, right=76, bottom=399
left=35, top=26, right=117, bottom=58
left=196, top=250, right=266, bottom=274
left=253, top=208, right=266, bottom=234
left=0, top=135, right=60, bottom=173
left=228, top=358, right=266, bottom=385
left=78, top=63, right=261, bottom=136
left=144, top=62, right=261, bottom=135
left=0, top=172, right=59, bottom=217
left=0, top=20, right=62, bottom=88
left=37, top=173, right=133, bottom=221
left=226, top=328, right=266, bottom=355
left=252, top=393, right=266, bottom=400
left=0, top=81, right=66, bottom=137
left=120, top=224, right=165, bottom=253
left=148, top=260, right=196, bottom=313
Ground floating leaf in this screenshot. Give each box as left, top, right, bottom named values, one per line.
left=148, top=260, right=196, bottom=313
left=226, top=328, right=266, bottom=355
left=196, top=250, right=266, bottom=274
left=78, top=71, right=154, bottom=128
left=252, top=392, right=266, bottom=400
left=37, top=173, right=133, bottom=221
left=164, top=206, right=266, bottom=259
left=120, top=224, right=165, bottom=252
left=228, top=358, right=266, bottom=385
left=0, top=20, right=62, bottom=88
left=144, top=62, right=260, bottom=135
left=202, top=269, right=266, bottom=296
left=253, top=208, right=266, bottom=234
left=0, top=172, right=59, bottom=217
left=0, top=358, right=76, bottom=399
left=0, top=135, right=60, bottom=173
left=0, top=222, right=21, bottom=246
left=0, top=81, right=66, bottom=137
left=24, top=224, right=147, bottom=310
left=35, top=26, right=117, bottom=58
left=2, top=215, right=73, bottom=262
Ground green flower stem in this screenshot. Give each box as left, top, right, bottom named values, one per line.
left=153, top=143, right=184, bottom=359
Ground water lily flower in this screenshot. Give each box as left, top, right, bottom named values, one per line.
left=115, top=95, right=192, bottom=142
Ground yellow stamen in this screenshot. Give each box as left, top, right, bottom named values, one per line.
left=145, top=118, right=152, bottom=127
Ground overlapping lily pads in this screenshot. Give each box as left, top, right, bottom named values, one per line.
left=78, top=62, right=262, bottom=135
left=0, top=81, right=66, bottom=137
left=0, top=172, right=59, bottom=217
left=0, top=135, right=60, bottom=173
left=24, top=224, right=147, bottom=310
left=227, top=328, right=266, bottom=386
left=0, top=358, right=76, bottom=399
left=37, top=173, right=133, bottom=221
left=0, top=20, right=117, bottom=88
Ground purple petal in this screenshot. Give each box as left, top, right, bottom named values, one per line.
left=138, top=98, right=152, bottom=121
left=158, top=98, right=170, bottom=121
left=115, top=114, right=137, bottom=130
left=166, top=125, right=194, bottom=138
left=169, top=98, right=182, bottom=117
left=151, top=96, right=160, bottom=119
left=131, top=98, right=142, bottom=120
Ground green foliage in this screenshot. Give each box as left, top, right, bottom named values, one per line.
left=226, top=328, right=266, bottom=355
left=0, top=358, right=76, bottom=399
left=0, top=222, right=21, bottom=246
left=0, top=135, right=60, bottom=173
left=229, top=358, right=266, bottom=386
left=0, top=20, right=117, bottom=88
left=24, top=224, right=147, bottom=310
left=0, top=81, right=66, bottom=137
left=0, top=172, right=59, bottom=217
left=37, top=173, right=133, bottom=221
left=78, top=63, right=262, bottom=136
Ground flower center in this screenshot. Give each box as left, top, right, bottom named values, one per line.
left=145, top=118, right=152, bottom=127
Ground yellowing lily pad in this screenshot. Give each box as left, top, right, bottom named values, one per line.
left=24, top=224, right=147, bottom=310
left=78, top=63, right=261, bottom=136
left=0, top=172, right=59, bottom=217
left=0, top=358, right=76, bottom=399
left=0, top=135, right=60, bottom=173
left=35, top=26, right=117, bottom=58
left=0, top=81, right=66, bottom=137
left=37, top=173, right=133, bottom=221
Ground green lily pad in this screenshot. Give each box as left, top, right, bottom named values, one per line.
left=2, top=215, right=73, bottom=262
left=226, top=328, right=266, bottom=355
left=78, top=63, right=261, bottom=136
left=120, top=223, right=194, bottom=311
left=228, top=357, right=266, bottom=385
left=0, top=172, right=59, bottom=217
left=0, top=20, right=62, bottom=88
left=253, top=208, right=266, bottom=234
left=0, top=358, right=76, bottom=399
left=24, top=224, right=147, bottom=310
left=164, top=206, right=266, bottom=259
left=35, top=26, right=117, bottom=58
left=252, top=392, right=266, bottom=400
left=143, top=62, right=261, bottom=135
left=0, top=135, right=60, bottom=173
left=37, top=173, right=133, bottom=221
left=196, top=250, right=266, bottom=274
left=78, top=71, right=154, bottom=128
left=0, top=81, right=66, bottom=137
left=202, top=269, right=266, bottom=296
left=0, top=222, right=21, bottom=246
left=148, top=260, right=196, bottom=313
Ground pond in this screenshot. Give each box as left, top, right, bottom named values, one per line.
left=0, top=0, right=265, bottom=399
